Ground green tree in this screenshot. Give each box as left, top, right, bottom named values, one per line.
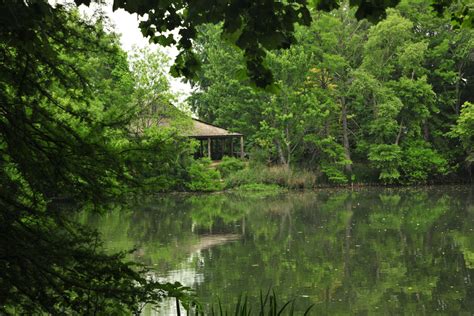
left=129, top=46, right=177, bottom=129
left=0, top=7, right=195, bottom=314
left=189, top=24, right=266, bottom=139
left=355, top=8, right=450, bottom=183
left=190, top=2, right=472, bottom=184
left=127, top=46, right=196, bottom=191
left=397, top=0, right=474, bottom=173
left=451, top=102, right=474, bottom=175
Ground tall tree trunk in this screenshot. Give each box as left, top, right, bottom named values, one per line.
left=285, top=126, right=291, bottom=168
left=423, top=120, right=430, bottom=142
left=277, top=142, right=287, bottom=165
left=455, top=68, right=463, bottom=115
left=395, top=120, right=404, bottom=145
left=341, top=97, right=352, bottom=174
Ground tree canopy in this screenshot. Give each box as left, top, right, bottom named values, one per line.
left=190, top=0, right=474, bottom=184
left=0, top=6, right=196, bottom=314
left=4, top=0, right=472, bottom=87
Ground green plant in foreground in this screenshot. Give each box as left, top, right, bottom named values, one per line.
left=208, top=290, right=314, bottom=316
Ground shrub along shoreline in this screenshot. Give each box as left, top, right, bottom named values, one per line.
left=182, top=156, right=471, bottom=193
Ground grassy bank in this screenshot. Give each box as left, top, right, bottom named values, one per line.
left=184, top=156, right=471, bottom=193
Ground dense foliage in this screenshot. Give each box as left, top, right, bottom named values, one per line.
left=0, top=5, right=196, bottom=314
left=9, top=0, right=472, bottom=88
left=190, top=0, right=474, bottom=184
left=110, top=0, right=471, bottom=86
left=186, top=158, right=223, bottom=192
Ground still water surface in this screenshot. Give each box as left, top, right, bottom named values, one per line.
left=82, top=186, right=474, bottom=314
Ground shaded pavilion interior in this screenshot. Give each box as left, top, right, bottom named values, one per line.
left=186, top=119, right=244, bottom=161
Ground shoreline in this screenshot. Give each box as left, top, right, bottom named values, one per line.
left=159, top=181, right=473, bottom=196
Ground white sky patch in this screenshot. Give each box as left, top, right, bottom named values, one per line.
left=76, top=1, right=193, bottom=104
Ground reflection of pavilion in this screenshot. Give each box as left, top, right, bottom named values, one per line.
left=145, top=234, right=241, bottom=316
left=190, top=234, right=241, bottom=253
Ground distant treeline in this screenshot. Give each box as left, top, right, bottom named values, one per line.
left=189, top=0, right=474, bottom=185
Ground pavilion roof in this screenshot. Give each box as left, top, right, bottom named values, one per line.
left=186, top=119, right=243, bottom=138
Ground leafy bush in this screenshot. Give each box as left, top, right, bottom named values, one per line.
left=450, top=102, right=474, bottom=169
left=320, top=163, right=348, bottom=184
left=399, top=141, right=448, bottom=184
left=216, top=156, right=245, bottom=177
left=307, top=136, right=350, bottom=184
left=368, top=144, right=402, bottom=183
left=368, top=142, right=448, bottom=184
left=185, top=158, right=222, bottom=191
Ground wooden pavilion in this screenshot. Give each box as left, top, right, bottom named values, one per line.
left=186, top=119, right=244, bottom=160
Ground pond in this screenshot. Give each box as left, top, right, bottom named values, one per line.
left=81, top=186, right=474, bottom=315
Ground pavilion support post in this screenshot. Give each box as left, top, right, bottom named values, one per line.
left=221, top=139, right=225, bottom=159
left=240, top=136, right=244, bottom=159
left=207, top=137, right=212, bottom=160
left=200, top=140, right=203, bottom=157
left=230, top=138, right=234, bottom=157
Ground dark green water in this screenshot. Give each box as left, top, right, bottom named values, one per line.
left=81, top=186, right=474, bottom=315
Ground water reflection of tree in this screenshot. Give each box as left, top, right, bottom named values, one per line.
left=339, top=188, right=474, bottom=314
left=79, top=187, right=474, bottom=314
left=191, top=188, right=474, bottom=314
